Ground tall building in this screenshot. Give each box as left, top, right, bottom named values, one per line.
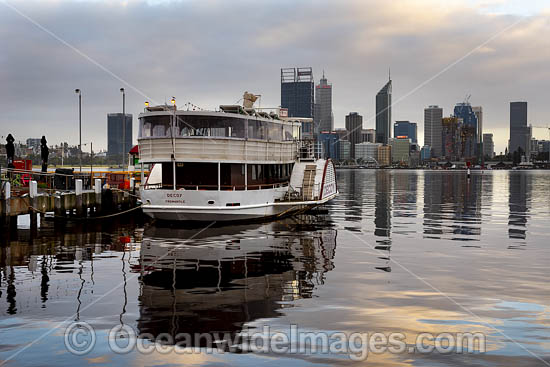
left=314, top=72, right=333, bottom=133
left=338, top=140, right=351, bottom=161
left=375, top=78, right=392, bottom=144
left=442, top=116, right=460, bottom=161
left=454, top=103, right=478, bottom=159
left=345, top=112, right=363, bottom=159
left=107, top=113, right=133, bottom=158
left=361, top=129, right=375, bottom=143
left=281, top=67, right=314, bottom=118
left=424, top=105, right=443, bottom=158
left=377, top=145, right=392, bottom=167
left=509, top=102, right=530, bottom=157
left=486, top=136, right=496, bottom=159
left=318, top=132, right=339, bottom=160
left=355, top=142, right=382, bottom=162
left=394, top=121, right=417, bottom=143
left=472, top=106, right=483, bottom=156
left=390, top=137, right=411, bottom=165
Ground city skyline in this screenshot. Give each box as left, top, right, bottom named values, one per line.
left=2, top=0, right=550, bottom=154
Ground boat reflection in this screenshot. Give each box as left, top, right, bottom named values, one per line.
left=134, top=220, right=337, bottom=345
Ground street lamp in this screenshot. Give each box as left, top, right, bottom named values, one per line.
left=75, top=89, right=82, bottom=172
left=120, top=88, right=126, bottom=169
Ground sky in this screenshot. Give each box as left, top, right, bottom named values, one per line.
left=1, top=0, right=550, bottom=154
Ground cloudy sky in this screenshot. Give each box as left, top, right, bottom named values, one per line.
left=1, top=0, right=550, bottom=153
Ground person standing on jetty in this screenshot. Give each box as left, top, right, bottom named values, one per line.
left=40, top=136, right=49, bottom=173
left=5, top=134, right=15, bottom=169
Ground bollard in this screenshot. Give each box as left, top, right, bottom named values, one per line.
left=94, top=178, right=102, bottom=215
left=2, top=182, right=11, bottom=227
left=76, top=179, right=83, bottom=217
left=29, top=180, right=38, bottom=231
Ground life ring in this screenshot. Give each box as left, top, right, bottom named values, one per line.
left=21, top=173, right=31, bottom=186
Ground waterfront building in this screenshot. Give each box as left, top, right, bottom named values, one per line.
left=394, top=121, right=417, bottom=144
left=361, top=128, right=375, bottom=143
left=355, top=142, right=382, bottom=163
left=390, top=137, right=411, bottom=165
left=377, top=145, right=392, bottom=167
left=107, top=113, right=133, bottom=158
left=454, top=103, right=478, bottom=159
left=345, top=112, right=363, bottom=159
left=314, top=72, right=333, bottom=133
left=338, top=140, right=351, bottom=161
left=319, top=131, right=339, bottom=160
left=483, top=133, right=494, bottom=159
left=281, top=67, right=314, bottom=118
left=375, top=78, right=392, bottom=144
left=509, top=102, right=530, bottom=158
left=410, top=149, right=421, bottom=168
left=442, top=116, right=461, bottom=161
left=421, top=145, right=432, bottom=161
left=473, top=106, right=483, bottom=158
left=424, top=105, right=443, bottom=158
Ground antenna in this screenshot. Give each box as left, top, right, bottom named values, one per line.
left=389, top=67, right=391, bottom=81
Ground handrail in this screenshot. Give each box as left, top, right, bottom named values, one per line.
left=141, top=182, right=290, bottom=191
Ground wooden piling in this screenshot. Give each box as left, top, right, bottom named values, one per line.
left=75, top=179, right=83, bottom=217
left=94, top=179, right=102, bottom=215
left=29, top=180, right=38, bottom=231
left=2, top=182, right=11, bottom=228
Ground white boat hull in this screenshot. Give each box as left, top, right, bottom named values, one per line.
left=140, top=159, right=338, bottom=222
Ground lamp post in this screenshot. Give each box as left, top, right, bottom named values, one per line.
left=75, top=89, right=82, bottom=172
left=120, top=88, right=126, bottom=170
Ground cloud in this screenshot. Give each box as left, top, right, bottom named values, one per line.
left=0, top=0, right=549, bottom=154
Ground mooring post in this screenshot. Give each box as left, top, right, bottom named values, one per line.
left=130, top=178, right=136, bottom=208
left=76, top=179, right=83, bottom=217
left=29, top=180, right=38, bottom=230
left=94, top=178, right=102, bottom=215
left=2, top=182, right=11, bottom=227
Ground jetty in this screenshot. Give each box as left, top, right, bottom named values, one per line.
left=0, top=168, right=141, bottom=232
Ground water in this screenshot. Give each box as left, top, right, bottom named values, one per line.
left=1, top=170, right=549, bottom=366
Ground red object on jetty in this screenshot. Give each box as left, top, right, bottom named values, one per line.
left=13, top=159, right=32, bottom=171
left=119, top=236, right=131, bottom=244
left=12, top=160, right=33, bottom=187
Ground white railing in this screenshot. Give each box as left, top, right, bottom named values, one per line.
left=139, top=137, right=298, bottom=163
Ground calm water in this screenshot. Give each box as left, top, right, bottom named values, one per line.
left=1, top=170, right=549, bottom=366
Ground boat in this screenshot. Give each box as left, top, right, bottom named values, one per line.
left=137, top=92, right=338, bottom=222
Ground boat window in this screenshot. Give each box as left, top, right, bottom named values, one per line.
left=248, top=119, right=267, bottom=140
left=284, top=124, right=294, bottom=141
left=139, top=115, right=172, bottom=138
left=268, top=123, right=283, bottom=141
left=176, top=115, right=246, bottom=138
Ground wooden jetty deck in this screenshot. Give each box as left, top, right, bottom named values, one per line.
left=1, top=174, right=141, bottom=231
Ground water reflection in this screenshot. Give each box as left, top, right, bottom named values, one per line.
left=422, top=172, right=483, bottom=241
left=508, top=172, right=531, bottom=243
left=135, top=221, right=336, bottom=345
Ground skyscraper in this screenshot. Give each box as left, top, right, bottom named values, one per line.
left=375, top=78, right=392, bottom=144
left=345, top=112, right=363, bottom=159
left=394, top=121, right=417, bottom=143
left=107, top=113, right=133, bottom=158
left=314, top=72, right=333, bottom=133
left=281, top=67, right=314, bottom=118
left=454, top=102, right=478, bottom=159
left=509, top=102, right=530, bottom=157
left=472, top=106, right=483, bottom=163
left=424, top=106, right=443, bottom=158
left=483, top=133, right=494, bottom=158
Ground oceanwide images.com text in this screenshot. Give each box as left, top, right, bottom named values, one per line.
left=64, top=322, right=486, bottom=361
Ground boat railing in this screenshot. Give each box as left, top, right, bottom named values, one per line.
left=141, top=182, right=290, bottom=191
left=277, top=183, right=321, bottom=202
